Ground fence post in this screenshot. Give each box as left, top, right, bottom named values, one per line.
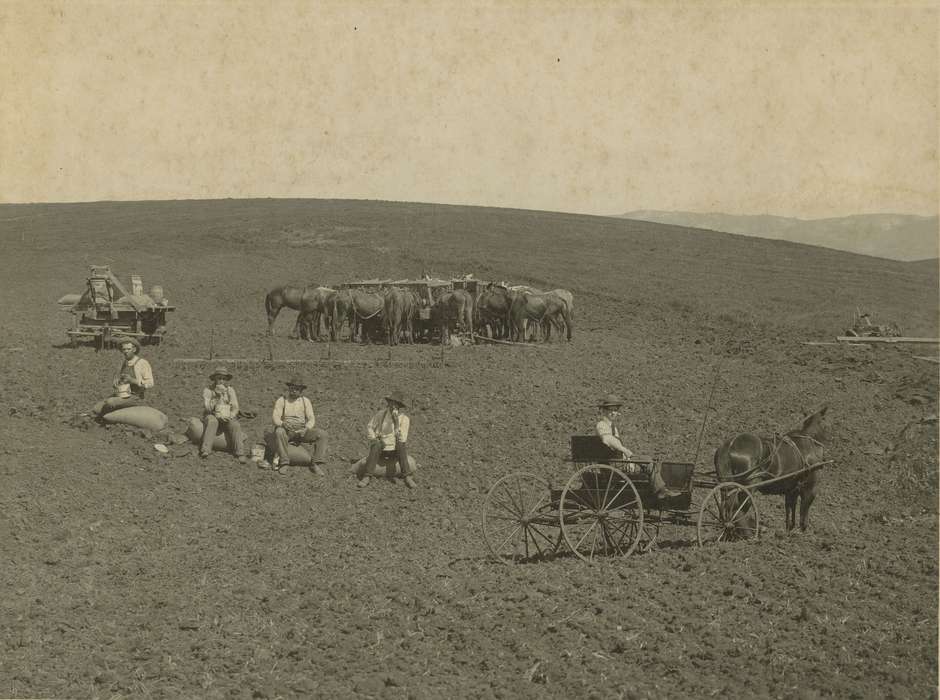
left=208, top=330, right=214, bottom=360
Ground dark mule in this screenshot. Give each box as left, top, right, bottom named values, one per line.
left=714, top=405, right=830, bottom=532
left=265, top=285, right=308, bottom=336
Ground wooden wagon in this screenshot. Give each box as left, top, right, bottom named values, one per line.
left=481, top=435, right=832, bottom=563
left=58, top=265, right=175, bottom=349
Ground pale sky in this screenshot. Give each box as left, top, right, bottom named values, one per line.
left=2, top=1, right=937, bottom=218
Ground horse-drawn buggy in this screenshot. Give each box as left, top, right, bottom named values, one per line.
left=481, top=407, right=832, bottom=563
left=58, top=265, right=175, bottom=350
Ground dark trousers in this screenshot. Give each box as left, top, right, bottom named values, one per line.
left=264, top=426, right=328, bottom=464
left=363, top=440, right=411, bottom=478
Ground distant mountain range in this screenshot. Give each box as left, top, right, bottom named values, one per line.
left=618, top=211, right=938, bottom=262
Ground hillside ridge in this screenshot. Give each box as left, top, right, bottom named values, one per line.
left=619, top=209, right=939, bottom=262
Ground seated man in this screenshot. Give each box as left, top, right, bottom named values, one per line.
left=93, top=338, right=154, bottom=418
left=596, top=394, right=635, bottom=461
left=261, top=375, right=328, bottom=475
left=595, top=393, right=676, bottom=497
left=354, top=391, right=416, bottom=489
left=200, top=365, right=248, bottom=464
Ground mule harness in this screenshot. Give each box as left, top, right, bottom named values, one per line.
left=733, top=433, right=820, bottom=484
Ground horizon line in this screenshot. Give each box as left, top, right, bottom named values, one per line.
left=0, top=195, right=936, bottom=222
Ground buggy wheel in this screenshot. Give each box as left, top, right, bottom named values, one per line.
left=697, top=483, right=760, bottom=546
left=482, top=472, right=559, bottom=565
left=559, top=465, right=643, bottom=562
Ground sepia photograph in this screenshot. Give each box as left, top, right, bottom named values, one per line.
left=1, top=1, right=937, bottom=697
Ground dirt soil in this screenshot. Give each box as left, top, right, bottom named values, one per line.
left=1, top=200, right=937, bottom=699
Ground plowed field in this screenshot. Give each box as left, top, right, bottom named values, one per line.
left=1, top=200, right=937, bottom=699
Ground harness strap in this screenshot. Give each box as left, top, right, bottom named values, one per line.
left=354, top=303, right=383, bottom=320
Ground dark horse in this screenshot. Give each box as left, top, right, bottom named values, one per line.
left=264, top=285, right=309, bottom=336
left=714, top=405, right=829, bottom=532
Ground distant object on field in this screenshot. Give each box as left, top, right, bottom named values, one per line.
left=618, top=210, right=939, bottom=262
left=57, top=265, right=175, bottom=349
left=844, top=309, right=902, bottom=338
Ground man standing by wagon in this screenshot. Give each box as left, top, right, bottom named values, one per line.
left=261, top=375, right=329, bottom=475
left=93, top=338, right=154, bottom=418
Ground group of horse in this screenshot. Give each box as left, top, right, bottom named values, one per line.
left=264, top=282, right=575, bottom=345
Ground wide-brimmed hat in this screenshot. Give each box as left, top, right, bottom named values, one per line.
left=118, top=337, right=141, bottom=352
left=285, top=375, right=307, bottom=389
left=384, top=391, right=408, bottom=408
left=209, top=365, right=233, bottom=380
left=597, top=393, right=624, bottom=408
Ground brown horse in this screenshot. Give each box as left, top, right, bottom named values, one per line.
left=509, top=291, right=572, bottom=342
left=330, top=289, right=354, bottom=341
left=476, top=283, right=515, bottom=339
left=543, top=288, right=575, bottom=341
left=433, top=289, right=474, bottom=344
left=349, top=289, right=386, bottom=344
left=298, top=287, right=336, bottom=341
left=714, top=405, right=830, bottom=532
left=384, top=287, right=417, bottom=345
left=265, top=285, right=309, bottom=336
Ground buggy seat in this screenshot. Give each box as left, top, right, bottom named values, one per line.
left=569, top=435, right=652, bottom=466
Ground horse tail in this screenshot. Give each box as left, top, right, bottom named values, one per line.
left=265, top=288, right=281, bottom=332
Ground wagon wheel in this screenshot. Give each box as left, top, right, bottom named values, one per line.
left=482, top=472, right=560, bottom=565
left=697, top=483, right=760, bottom=546
left=559, top=465, right=644, bottom=562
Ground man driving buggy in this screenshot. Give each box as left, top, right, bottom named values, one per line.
left=595, top=393, right=677, bottom=498
left=595, top=394, right=634, bottom=460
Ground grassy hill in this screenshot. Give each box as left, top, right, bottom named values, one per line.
left=4, top=198, right=937, bottom=342
left=620, top=210, right=939, bottom=262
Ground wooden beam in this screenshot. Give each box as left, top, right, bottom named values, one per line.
left=471, top=333, right=543, bottom=347
left=170, top=358, right=444, bottom=367
left=836, top=336, right=940, bottom=344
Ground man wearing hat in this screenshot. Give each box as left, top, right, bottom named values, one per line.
left=93, top=338, right=154, bottom=417
left=261, top=375, right=328, bottom=474
left=596, top=394, right=634, bottom=460
left=355, top=391, right=416, bottom=489
left=200, top=366, right=248, bottom=463
left=596, top=393, right=676, bottom=497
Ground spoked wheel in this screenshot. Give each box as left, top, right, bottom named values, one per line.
left=559, top=465, right=644, bottom=562
left=697, top=483, right=760, bottom=546
left=482, top=472, right=560, bottom=564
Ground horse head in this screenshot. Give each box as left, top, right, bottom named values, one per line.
left=792, top=405, right=830, bottom=444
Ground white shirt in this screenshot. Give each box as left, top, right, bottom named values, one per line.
left=367, top=408, right=410, bottom=451
left=596, top=416, right=631, bottom=456
left=120, top=356, right=154, bottom=397
left=272, top=396, right=316, bottom=432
